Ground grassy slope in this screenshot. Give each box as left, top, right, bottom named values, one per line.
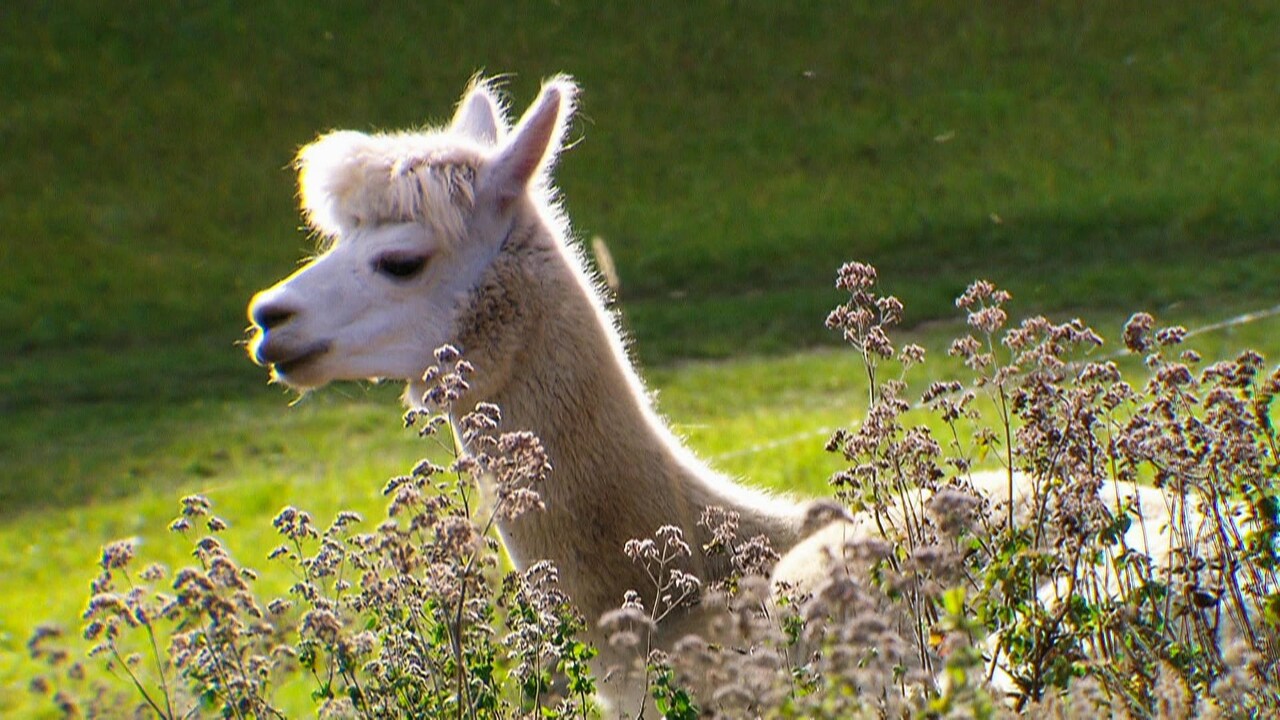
left=5, top=312, right=1278, bottom=716
left=4, top=2, right=1279, bottom=359
left=3, top=1, right=1279, bottom=509
left=3, top=0, right=1280, bottom=713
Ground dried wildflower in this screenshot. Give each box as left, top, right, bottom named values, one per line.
left=27, top=623, right=63, bottom=653
left=955, top=279, right=1011, bottom=310
left=624, top=538, right=658, bottom=562
left=730, top=535, right=781, bottom=577
left=180, top=494, right=211, bottom=517
left=664, top=569, right=703, bottom=602
left=99, top=540, right=134, bottom=571
left=434, top=515, right=479, bottom=557
left=608, top=628, right=642, bottom=649
left=700, top=506, right=741, bottom=553
left=1123, top=311, right=1156, bottom=353
left=877, top=295, right=904, bottom=324
left=655, top=525, right=692, bottom=558
left=949, top=334, right=993, bottom=372
left=899, top=343, right=926, bottom=366
left=28, top=675, right=51, bottom=695
left=51, top=691, right=80, bottom=716
left=272, top=505, right=318, bottom=540
left=59, top=279, right=1280, bottom=718
left=1155, top=362, right=1195, bottom=388
left=319, top=696, right=357, bottom=718
left=836, top=261, right=877, bottom=291
left=497, top=486, right=544, bottom=518
left=81, top=620, right=104, bottom=642
left=927, top=488, right=981, bottom=536
left=969, top=305, right=1008, bottom=334
left=418, top=352, right=475, bottom=408
left=828, top=264, right=905, bottom=365
left=1156, top=324, right=1188, bottom=347
left=598, top=603, right=657, bottom=636
left=136, top=563, right=167, bottom=582
left=301, top=608, right=343, bottom=643
left=433, top=344, right=461, bottom=364
left=1077, top=360, right=1121, bottom=386
left=410, top=459, right=440, bottom=477
left=266, top=598, right=293, bottom=616
left=458, top=402, right=502, bottom=437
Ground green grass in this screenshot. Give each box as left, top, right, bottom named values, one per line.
left=3, top=2, right=1279, bottom=366
left=3, top=0, right=1280, bottom=714
left=4, top=0, right=1278, bottom=506
left=5, top=307, right=1279, bottom=716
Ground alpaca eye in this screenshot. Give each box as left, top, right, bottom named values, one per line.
left=373, top=254, right=428, bottom=280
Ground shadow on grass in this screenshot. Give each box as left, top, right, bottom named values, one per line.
left=0, top=342, right=424, bottom=519
left=622, top=216, right=1280, bottom=364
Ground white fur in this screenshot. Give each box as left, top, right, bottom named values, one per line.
left=772, top=468, right=1261, bottom=698
left=249, top=76, right=812, bottom=713
left=248, top=76, right=1258, bottom=711
left=773, top=469, right=1187, bottom=592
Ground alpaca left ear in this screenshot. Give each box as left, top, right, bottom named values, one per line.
left=484, top=77, right=577, bottom=206
left=451, top=83, right=503, bottom=145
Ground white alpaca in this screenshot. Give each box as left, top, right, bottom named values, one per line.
left=248, top=77, right=1263, bottom=710
left=247, top=76, right=815, bottom=712
left=771, top=468, right=1261, bottom=698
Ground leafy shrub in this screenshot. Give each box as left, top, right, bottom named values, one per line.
left=27, top=264, right=1280, bottom=718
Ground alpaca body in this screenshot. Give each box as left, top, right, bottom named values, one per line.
left=772, top=468, right=1262, bottom=699
left=248, top=76, right=809, bottom=712
left=772, top=469, right=1186, bottom=593
left=245, top=77, right=1268, bottom=712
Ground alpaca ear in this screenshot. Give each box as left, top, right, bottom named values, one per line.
left=484, top=78, right=576, bottom=206
left=451, top=85, right=502, bottom=145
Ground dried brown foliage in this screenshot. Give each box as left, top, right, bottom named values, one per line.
left=31, top=268, right=1280, bottom=719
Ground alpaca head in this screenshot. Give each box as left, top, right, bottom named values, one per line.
left=247, top=77, right=576, bottom=390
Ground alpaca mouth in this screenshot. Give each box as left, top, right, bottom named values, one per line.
left=269, top=341, right=331, bottom=377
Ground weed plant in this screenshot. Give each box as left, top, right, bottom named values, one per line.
left=26, top=264, right=1280, bottom=718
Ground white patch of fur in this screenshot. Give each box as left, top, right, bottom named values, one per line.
left=296, top=130, right=482, bottom=242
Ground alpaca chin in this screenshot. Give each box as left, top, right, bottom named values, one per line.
left=253, top=338, right=332, bottom=388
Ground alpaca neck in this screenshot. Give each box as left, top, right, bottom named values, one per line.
left=442, top=225, right=804, bottom=612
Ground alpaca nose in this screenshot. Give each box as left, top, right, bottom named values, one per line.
left=250, top=296, right=297, bottom=331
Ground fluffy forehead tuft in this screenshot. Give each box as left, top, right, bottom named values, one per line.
left=296, top=129, right=485, bottom=244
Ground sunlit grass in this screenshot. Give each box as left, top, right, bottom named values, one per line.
left=4, top=2, right=1279, bottom=365
left=7, top=300, right=1277, bottom=715
left=4, top=1, right=1280, bottom=713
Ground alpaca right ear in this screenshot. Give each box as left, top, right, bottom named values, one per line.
left=484, top=78, right=576, bottom=207
left=451, top=85, right=502, bottom=145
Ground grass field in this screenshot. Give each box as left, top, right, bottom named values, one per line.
left=3, top=1, right=1279, bottom=715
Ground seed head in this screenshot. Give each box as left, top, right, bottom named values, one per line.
left=100, top=540, right=135, bottom=571
left=836, top=262, right=877, bottom=291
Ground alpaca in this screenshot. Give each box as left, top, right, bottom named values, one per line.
left=248, top=76, right=1267, bottom=711
left=247, top=76, right=817, bottom=711
left=772, top=452, right=1276, bottom=704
